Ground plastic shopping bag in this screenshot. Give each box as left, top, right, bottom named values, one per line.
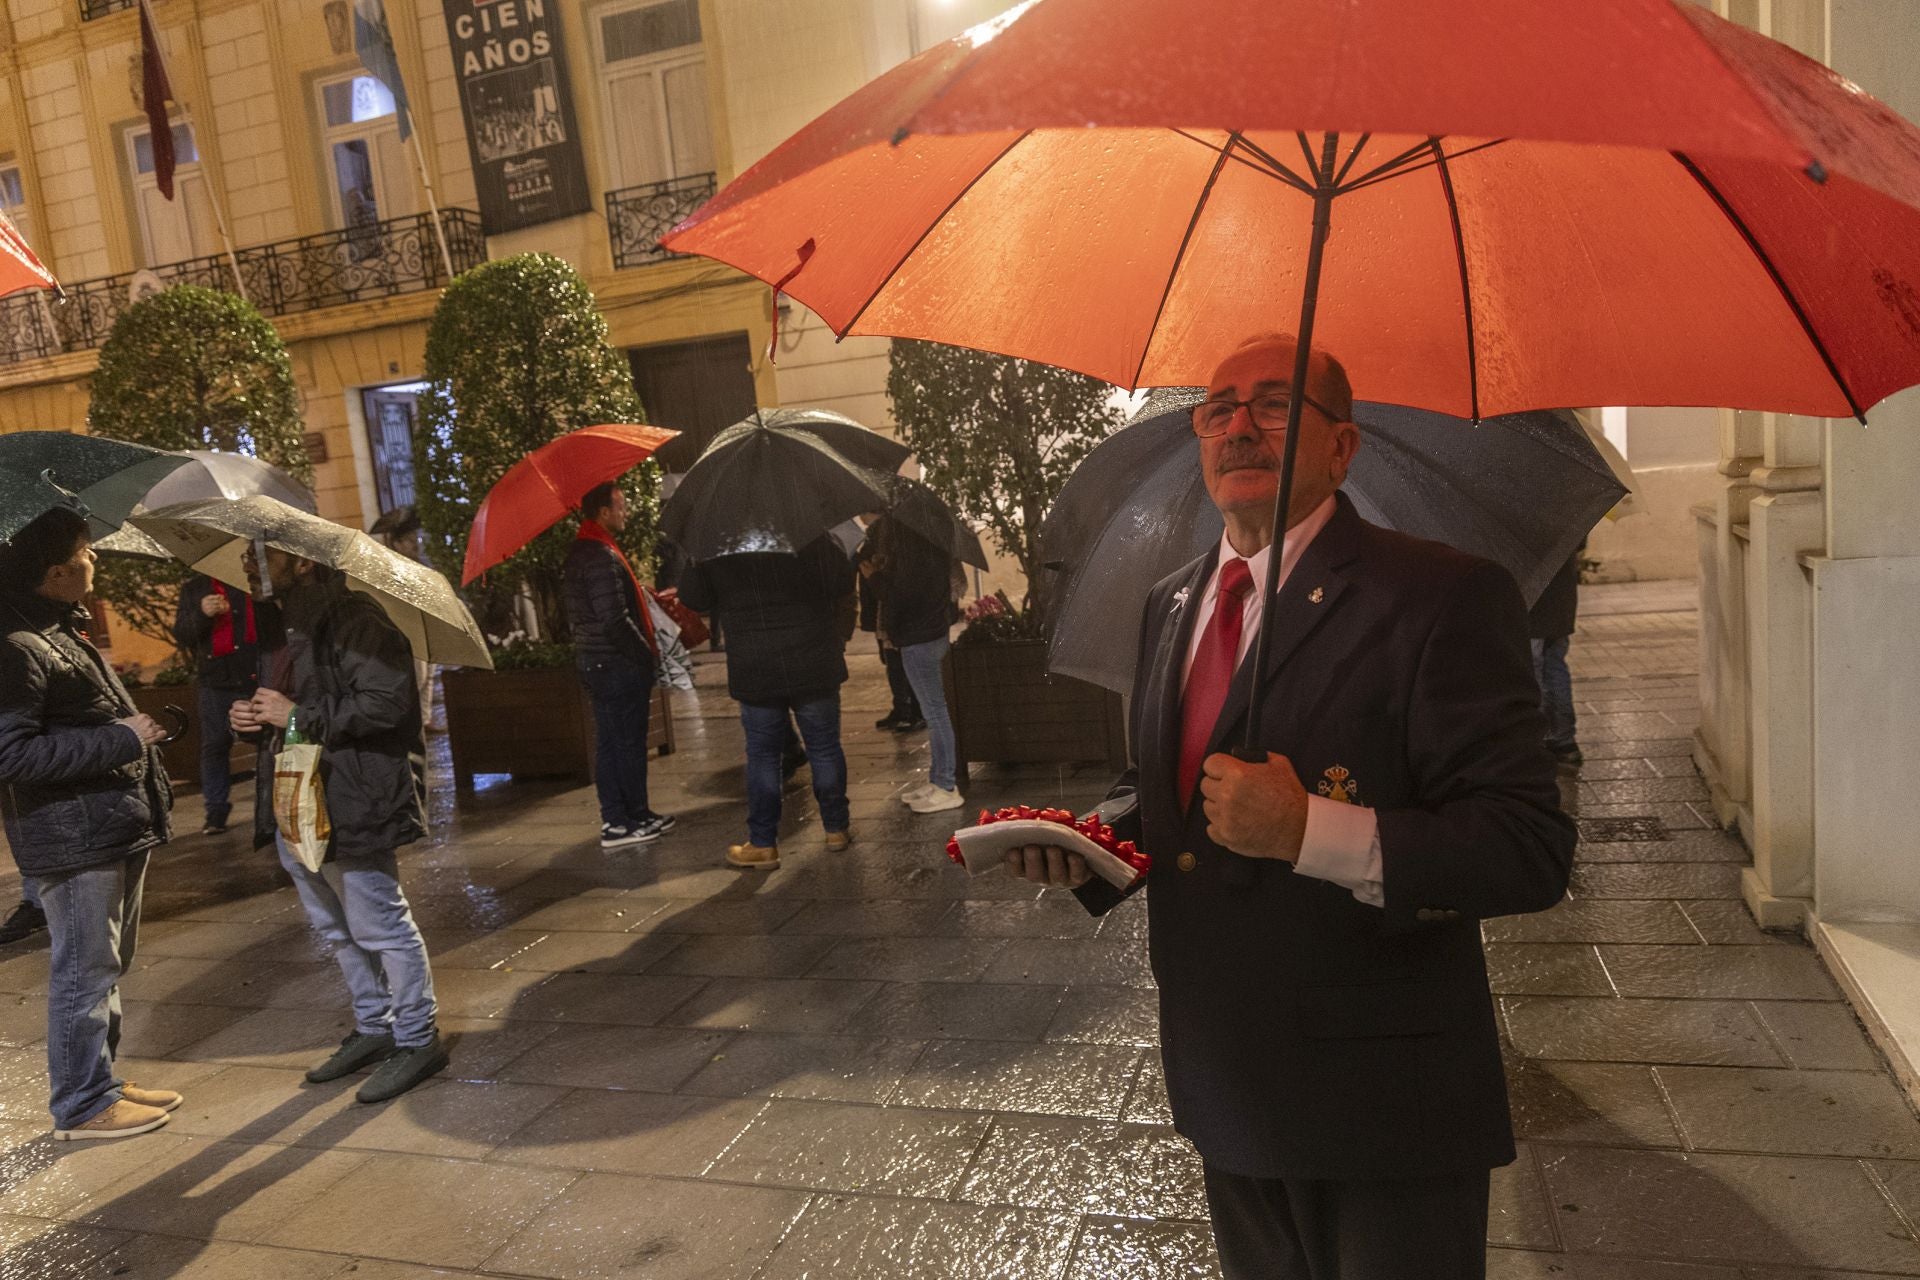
left=272, top=742, right=331, bottom=872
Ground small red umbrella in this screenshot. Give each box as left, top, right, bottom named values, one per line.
left=462, top=424, right=678, bottom=585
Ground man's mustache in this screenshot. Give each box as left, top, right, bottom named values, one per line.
left=1214, top=450, right=1279, bottom=473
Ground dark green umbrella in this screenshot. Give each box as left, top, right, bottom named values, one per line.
left=0, top=431, right=189, bottom=543
left=661, top=417, right=894, bottom=560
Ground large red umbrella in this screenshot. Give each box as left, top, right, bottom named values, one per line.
left=663, top=0, right=1920, bottom=744
left=462, top=424, right=677, bottom=585
left=0, top=213, right=57, bottom=299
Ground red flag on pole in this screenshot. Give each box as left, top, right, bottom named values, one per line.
left=138, top=0, right=176, bottom=201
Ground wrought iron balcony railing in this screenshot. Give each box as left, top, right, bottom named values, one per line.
left=80, top=0, right=137, bottom=19
left=0, top=208, right=487, bottom=368
left=606, top=173, right=716, bottom=269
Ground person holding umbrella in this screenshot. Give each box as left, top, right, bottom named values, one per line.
left=1002, top=335, right=1575, bottom=1279
left=0, top=505, right=178, bottom=1140
left=172, top=572, right=265, bottom=835
left=863, top=511, right=964, bottom=812
left=564, top=481, right=675, bottom=850
left=229, top=540, right=447, bottom=1103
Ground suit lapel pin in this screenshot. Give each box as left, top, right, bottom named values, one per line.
left=1308, top=586, right=1325, bottom=604
left=1318, top=765, right=1358, bottom=804
left=1172, top=586, right=1190, bottom=611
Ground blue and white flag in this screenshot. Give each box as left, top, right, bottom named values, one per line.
left=353, top=0, right=412, bottom=140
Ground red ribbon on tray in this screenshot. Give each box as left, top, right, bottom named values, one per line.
left=945, top=805, right=1150, bottom=878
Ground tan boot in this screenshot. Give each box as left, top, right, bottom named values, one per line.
left=54, top=1098, right=171, bottom=1141
left=120, top=1082, right=183, bottom=1112
left=824, top=829, right=854, bottom=853
left=727, top=842, right=780, bottom=870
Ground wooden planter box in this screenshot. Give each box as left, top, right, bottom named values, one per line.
left=128, top=682, right=253, bottom=786
left=944, top=638, right=1128, bottom=785
left=442, top=666, right=675, bottom=792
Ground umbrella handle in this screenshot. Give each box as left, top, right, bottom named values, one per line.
left=157, top=704, right=189, bottom=745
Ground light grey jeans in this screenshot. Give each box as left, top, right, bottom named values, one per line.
left=276, top=838, right=437, bottom=1048
left=35, top=850, right=148, bottom=1129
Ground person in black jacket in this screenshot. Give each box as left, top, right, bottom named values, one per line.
left=867, top=516, right=962, bottom=812
left=1528, top=546, right=1584, bottom=767
left=679, top=536, right=855, bottom=869
left=0, top=506, right=179, bottom=1141
left=232, top=544, right=445, bottom=1103
left=172, top=572, right=263, bottom=834
left=1000, top=335, right=1574, bottom=1280
left=855, top=517, right=922, bottom=731
left=563, top=483, right=674, bottom=850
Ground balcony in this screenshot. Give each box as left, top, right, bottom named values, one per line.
left=606, top=173, right=716, bottom=269
left=80, top=0, right=136, bottom=19
left=0, top=208, right=487, bottom=368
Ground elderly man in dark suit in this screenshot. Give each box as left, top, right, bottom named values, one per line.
left=1003, top=334, right=1576, bottom=1280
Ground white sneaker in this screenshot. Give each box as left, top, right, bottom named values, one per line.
left=908, top=785, right=965, bottom=814
left=898, top=783, right=934, bottom=807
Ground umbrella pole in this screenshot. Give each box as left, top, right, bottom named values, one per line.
left=1240, top=132, right=1340, bottom=757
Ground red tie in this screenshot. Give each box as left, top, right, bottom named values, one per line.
left=1178, top=557, right=1253, bottom=805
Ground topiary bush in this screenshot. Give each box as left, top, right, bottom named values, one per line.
left=87, top=284, right=309, bottom=648
left=414, top=253, right=659, bottom=642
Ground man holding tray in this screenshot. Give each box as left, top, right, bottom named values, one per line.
left=1000, top=333, right=1576, bottom=1280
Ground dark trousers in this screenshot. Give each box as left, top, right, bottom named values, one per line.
left=1531, top=636, right=1577, bottom=752
left=880, top=643, right=920, bottom=719
left=1203, top=1162, right=1490, bottom=1280
left=199, top=682, right=253, bottom=825
left=580, top=659, right=653, bottom=829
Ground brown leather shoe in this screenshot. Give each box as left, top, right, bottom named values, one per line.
left=53, top=1099, right=170, bottom=1141
left=120, top=1082, right=183, bottom=1112
left=824, top=829, right=853, bottom=853
left=726, top=842, right=780, bottom=870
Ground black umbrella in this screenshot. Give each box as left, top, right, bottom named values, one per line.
left=0, top=432, right=190, bottom=543
left=760, top=407, right=913, bottom=474
left=888, top=476, right=988, bottom=570
left=1042, top=389, right=1625, bottom=693
left=660, top=416, right=894, bottom=560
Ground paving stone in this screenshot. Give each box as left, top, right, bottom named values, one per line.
left=674, top=1032, right=926, bottom=1103
left=0, top=1214, right=135, bottom=1280
left=1597, top=946, right=1842, bottom=1001
left=1503, top=997, right=1785, bottom=1066
left=291, top=1078, right=569, bottom=1160
left=501, top=928, right=690, bottom=974
left=936, top=898, right=1107, bottom=939
left=1749, top=1003, right=1888, bottom=1071
left=506, top=971, right=710, bottom=1025
left=1484, top=1249, right=1741, bottom=1278
left=1578, top=832, right=1751, bottom=864
left=756, top=1193, right=1080, bottom=1280
left=1680, top=901, right=1799, bottom=945
left=1536, top=1146, right=1920, bottom=1273
left=494, top=1023, right=730, bottom=1092
left=1483, top=900, right=1701, bottom=945
left=662, top=977, right=883, bottom=1033
left=170, top=1007, right=358, bottom=1071
left=1044, top=984, right=1161, bottom=1045
left=1492, top=1146, right=1561, bottom=1248
left=1655, top=1066, right=1920, bottom=1158
left=1487, top=944, right=1618, bottom=997
left=489, top=1089, right=764, bottom=1177
left=1066, top=1216, right=1221, bottom=1280
left=982, top=937, right=1156, bottom=987
left=483, top=1173, right=806, bottom=1280
left=807, top=935, right=1007, bottom=982
left=893, top=1038, right=1141, bottom=1119
left=0, top=1128, right=195, bottom=1218
left=840, top=981, right=1064, bottom=1041
left=773, top=898, right=957, bottom=938
left=70, top=1137, right=371, bottom=1242
left=1505, top=1057, right=1683, bottom=1147
left=708, top=1098, right=991, bottom=1196
left=957, top=1113, right=1207, bottom=1218
left=1582, top=777, right=1712, bottom=805
left=93, top=1237, right=359, bottom=1279
left=1571, top=863, right=1742, bottom=899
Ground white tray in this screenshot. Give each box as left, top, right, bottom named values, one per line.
left=949, top=818, right=1145, bottom=891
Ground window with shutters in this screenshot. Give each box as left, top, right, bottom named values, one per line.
left=316, top=72, right=414, bottom=248
left=126, top=121, right=218, bottom=267
left=593, top=0, right=713, bottom=190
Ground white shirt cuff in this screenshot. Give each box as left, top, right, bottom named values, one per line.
left=1295, top=797, right=1385, bottom=908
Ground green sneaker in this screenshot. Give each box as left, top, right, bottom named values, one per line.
left=305, top=1031, right=395, bottom=1083
left=356, top=1035, right=450, bottom=1104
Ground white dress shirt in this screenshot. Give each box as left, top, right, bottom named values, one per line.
left=1179, top=495, right=1385, bottom=908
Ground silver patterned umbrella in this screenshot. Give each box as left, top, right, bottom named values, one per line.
left=1042, top=389, right=1626, bottom=693
left=94, top=449, right=317, bottom=558
left=131, top=496, right=492, bottom=669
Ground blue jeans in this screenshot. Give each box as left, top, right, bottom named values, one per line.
left=1532, top=636, right=1577, bottom=752
left=276, top=838, right=437, bottom=1048
left=900, top=635, right=956, bottom=791
left=35, top=851, right=148, bottom=1129
left=741, top=694, right=848, bottom=847
left=199, top=683, right=251, bottom=825
left=580, top=659, right=653, bottom=828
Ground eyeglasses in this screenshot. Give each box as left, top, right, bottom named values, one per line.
left=1191, top=391, right=1340, bottom=438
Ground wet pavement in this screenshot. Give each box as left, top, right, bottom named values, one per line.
left=0, top=579, right=1915, bottom=1278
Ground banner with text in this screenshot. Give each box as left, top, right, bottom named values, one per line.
left=441, top=0, right=591, bottom=233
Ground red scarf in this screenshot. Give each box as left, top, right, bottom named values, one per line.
left=210, top=580, right=256, bottom=658
left=577, top=519, right=657, bottom=655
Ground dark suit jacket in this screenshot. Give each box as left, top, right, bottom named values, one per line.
left=1077, top=493, right=1575, bottom=1181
